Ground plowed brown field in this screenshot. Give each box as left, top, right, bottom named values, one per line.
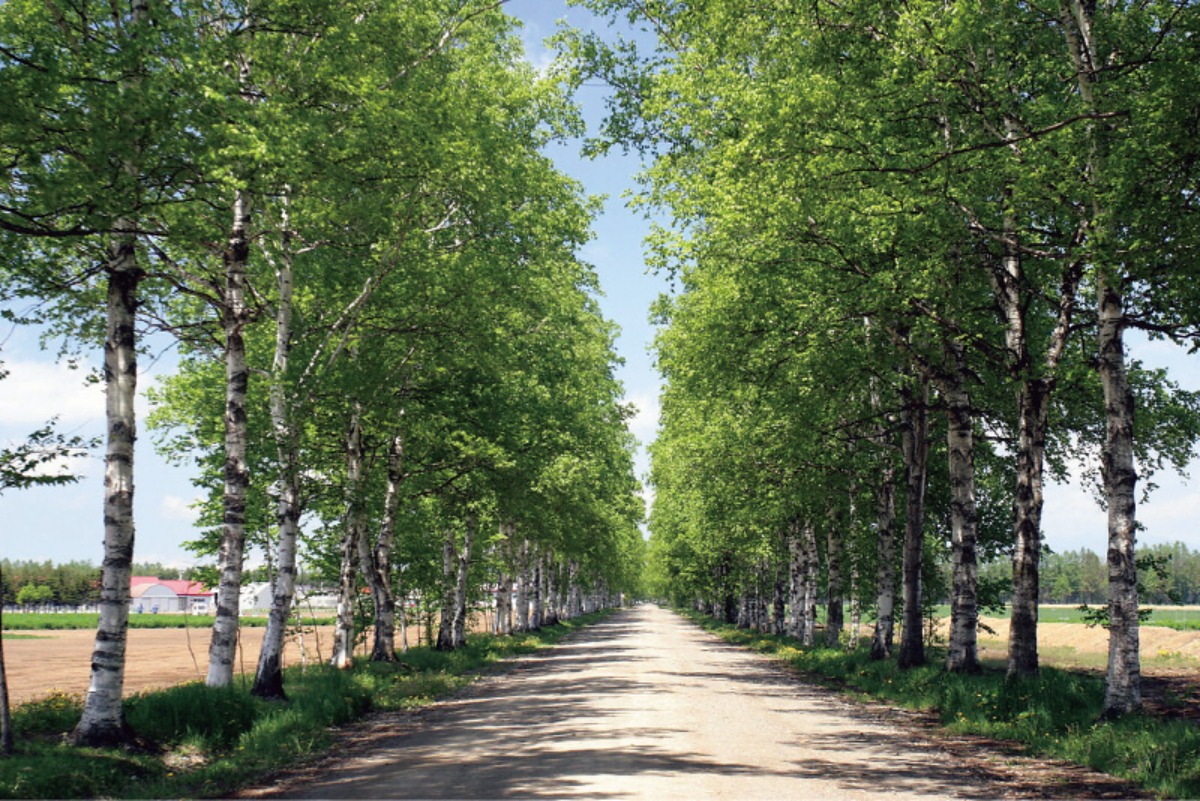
left=3, top=624, right=398, bottom=704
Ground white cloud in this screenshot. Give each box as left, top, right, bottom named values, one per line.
left=1044, top=453, right=1200, bottom=552
left=160, top=494, right=201, bottom=523
left=625, top=390, right=661, bottom=446
left=0, top=359, right=104, bottom=427
left=26, top=450, right=98, bottom=482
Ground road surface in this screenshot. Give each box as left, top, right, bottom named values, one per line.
left=244, top=605, right=1034, bottom=799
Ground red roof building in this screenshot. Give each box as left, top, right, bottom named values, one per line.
left=130, top=576, right=215, bottom=614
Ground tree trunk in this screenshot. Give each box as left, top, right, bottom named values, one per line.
left=869, top=459, right=897, bottom=661
left=898, top=375, right=930, bottom=669
left=514, top=539, right=530, bottom=632
left=945, top=339, right=982, bottom=674
left=1008, top=380, right=1049, bottom=677
left=787, top=517, right=804, bottom=639
left=331, top=407, right=365, bottom=670
left=1055, top=0, right=1140, bottom=717
left=802, top=519, right=818, bottom=646
left=568, top=560, right=582, bottom=619
left=541, top=556, right=557, bottom=627
left=848, top=479, right=862, bottom=650
left=826, top=504, right=845, bottom=647
left=994, top=178, right=1082, bottom=677
left=252, top=470, right=299, bottom=699
left=530, top=553, right=543, bottom=630
left=364, top=433, right=404, bottom=662
left=209, top=188, right=252, bottom=688
left=450, top=512, right=475, bottom=649
left=253, top=219, right=299, bottom=699
left=495, top=523, right=515, bottom=634
left=1099, top=275, right=1141, bottom=716
left=495, top=570, right=512, bottom=634
left=436, top=527, right=458, bottom=650
left=73, top=235, right=140, bottom=747
left=772, top=545, right=787, bottom=636
left=0, top=606, right=13, bottom=755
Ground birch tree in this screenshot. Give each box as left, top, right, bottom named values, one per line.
left=1, top=0, right=211, bottom=746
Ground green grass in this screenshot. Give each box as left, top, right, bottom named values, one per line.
left=0, top=610, right=614, bottom=800
left=2, top=613, right=336, bottom=631
left=683, top=610, right=1200, bottom=799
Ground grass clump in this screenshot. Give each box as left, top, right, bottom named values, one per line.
left=124, top=683, right=262, bottom=751
left=0, top=609, right=614, bottom=800
left=681, top=609, right=1200, bottom=799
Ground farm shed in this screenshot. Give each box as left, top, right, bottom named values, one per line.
left=129, top=576, right=214, bottom=614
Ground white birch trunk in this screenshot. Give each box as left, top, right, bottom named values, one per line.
left=364, top=433, right=403, bottom=661
left=997, top=196, right=1042, bottom=678
left=73, top=228, right=140, bottom=746
left=495, top=521, right=515, bottom=634
left=945, top=338, right=982, bottom=673
left=208, top=188, right=252, bottom=688
left=772, top=541, right=787, bottom=636
left=495, top=571, right=512, bottom=634
left=787, top=518, right=804, bottom=639
left=72, top=0, right=150, bottom=744
left=331, top=407, right=365, bottom=669
left=567, top=560, right=582, bottom=619
left=514, top=539, right=530, bottom=632
left=253, top=209, right=299, bottom=699
left=825, top=505, right=844, bottom=646
left=1099, top=275, right=1141, bottom=714
left=530, top=552, right=543, bottom=630
left=801, top=520, right=818, bottom=646
left=869, top=373, right=898, bottom=661
left=450, top=513, right=475, bottom=649
left=996, top=167, right=1083, bottom=680
left=436, top=527, right=458, bottom=650
left=1056, top=0, right=1141, bottom=717
left=848, top=479, right=862, bottom=650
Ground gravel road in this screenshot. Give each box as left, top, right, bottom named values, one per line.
left=244, top=604, right=1024, bottom=800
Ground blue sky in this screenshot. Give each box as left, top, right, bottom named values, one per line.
left=2, top=1, right=1199, bottom=568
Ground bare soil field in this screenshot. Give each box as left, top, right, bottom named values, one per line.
left=4, top=624, right=373, bottom=705
left=6, top=616, right=1200, bottom=709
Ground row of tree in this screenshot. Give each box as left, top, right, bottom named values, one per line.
left=1, top=0, right=644, bottom=750
left=995, top=542, right=1200, bottom=607
left=572, top=0, right=1200, bottom=718
left=0, top=561, right=101, bottom=607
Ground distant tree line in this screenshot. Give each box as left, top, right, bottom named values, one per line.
left=0, top=560, right=218, bottom=607
left=973, top=542, right=1200, bottom=608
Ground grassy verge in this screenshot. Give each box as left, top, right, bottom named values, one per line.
left=2, top=613, right=336, bottom=631
left=682, top=609, right=1200, bottom=799
left=0, top=610, right=613, bottom=800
